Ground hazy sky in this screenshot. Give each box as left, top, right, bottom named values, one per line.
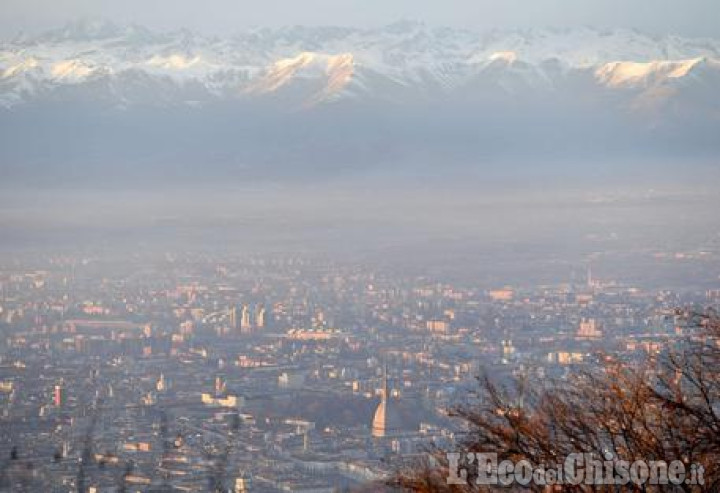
left=1, top=0, right=718, bottom=37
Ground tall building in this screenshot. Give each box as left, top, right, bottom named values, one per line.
left=228, top=306, right=238, bottom=330
left=371, top=365, right=401, bottom=438
left=156, top=373, right=166, bottom=392
left=255, top=305, right=265, bottom=329
left=53, top=383, right=64, bottom=407
left=240, top=305, right=251, bottom=332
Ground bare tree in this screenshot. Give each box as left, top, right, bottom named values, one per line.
left=392, top=310, right=719, bottom=492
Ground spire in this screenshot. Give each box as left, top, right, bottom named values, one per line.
left=382, top=362, right=389, bottom=402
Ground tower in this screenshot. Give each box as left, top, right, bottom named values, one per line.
left=229, top=306, right=238, bottom=330
left=53, top=384, right=64, bottom=407
left=240, top=305, right=251, bottom=332
left=371, top=364, right=400, bottom=438
left=157, top=373, right=166, bottom=392
left=255, top=305, right=265, bottom=329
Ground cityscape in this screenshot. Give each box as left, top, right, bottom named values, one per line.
left=0, top=246, right=717, bottom=490
left=1, top=0, right=720, bottom=491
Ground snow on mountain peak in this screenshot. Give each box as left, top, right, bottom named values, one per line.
left=0, top=22, right=719, bottom=110
left=2, top=57, right=39, bottom=79
left=489, top=51, right=518, bottom=64
left=595, top=58, right=705, bottom=88
left=146, top=54, right=203, bottom=70
left=246, top=51, right=355, bottom=106
left=50, top=59, right=97, bottom=81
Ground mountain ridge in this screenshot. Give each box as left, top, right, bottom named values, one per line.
left=2, top=20, right=720, bottom=111
left=1, top=20, right=718, bottom=187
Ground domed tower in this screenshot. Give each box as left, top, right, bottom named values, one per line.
left=372, top=364, right=401, bottom=438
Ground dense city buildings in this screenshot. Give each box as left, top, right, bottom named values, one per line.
left=0, top=249, right=717, bottom=491
left=1, top=0, right=719, bottom=490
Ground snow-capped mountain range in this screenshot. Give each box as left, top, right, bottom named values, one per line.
left=2, top=19, right=720, bottom=113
